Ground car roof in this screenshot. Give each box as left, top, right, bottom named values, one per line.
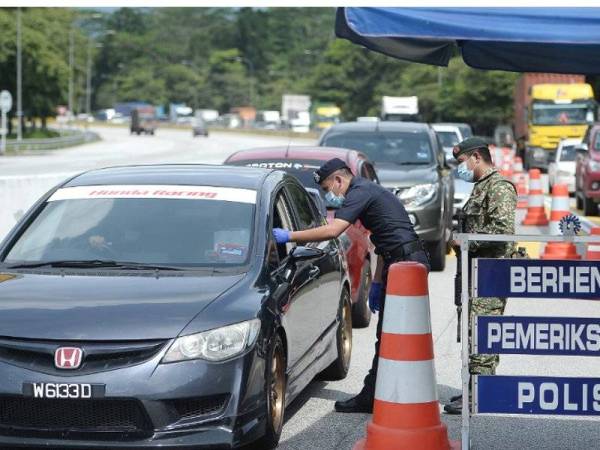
left=433, top=122, right=472, bottom=128
left=324, top=121, right=432, bottom=133
left=431, top=124, right=460, bottom=132
left=63, top=164, right=273, bottom=190
left=226, top=146, right=369, bottom=168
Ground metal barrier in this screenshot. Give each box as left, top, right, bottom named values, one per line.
left=454, top=233, right=600, bottom=450
left=5, top=128, right=99, bottom=152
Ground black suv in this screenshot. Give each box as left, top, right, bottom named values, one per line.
left=318, top=121, right=454, bottom=271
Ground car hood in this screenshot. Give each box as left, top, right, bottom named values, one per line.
left=556, top=161, right=576, bottom=172
left=0, top=271, right=245, bottom=340
left=374, top=162, right=438, bottom=189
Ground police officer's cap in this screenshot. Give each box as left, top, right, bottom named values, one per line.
left=313, top=158, right=350, bottom=184
left=453, top=137, right=489, bottom=160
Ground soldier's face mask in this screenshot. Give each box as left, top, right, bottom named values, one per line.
left=457, top=155, right=475, bottom=183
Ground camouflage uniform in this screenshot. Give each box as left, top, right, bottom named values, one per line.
left=464, top=168, right=517, bottom=375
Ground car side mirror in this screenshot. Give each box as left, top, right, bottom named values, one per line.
left=290, top=246, right=324, bottom=261
left=576, top=144, right=588, bottom=154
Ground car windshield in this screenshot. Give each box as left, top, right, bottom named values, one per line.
left=3, top=185, right=256, bottom=268
left=532, top=103, right=591, bottom=126
left=458, top=125, right=473, bottom=138
left=321, top=131, right=433, bottom=164
left=230, top=159, right=324, bottom=190
left=436, top=131, right=460, bottom=148
left=560, top=145, right=577, bottom=161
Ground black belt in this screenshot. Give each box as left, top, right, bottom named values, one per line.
left=381, top=240, right=424, bottom=262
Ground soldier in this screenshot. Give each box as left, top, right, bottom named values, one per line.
left=444, top=137, right=517, bottom=415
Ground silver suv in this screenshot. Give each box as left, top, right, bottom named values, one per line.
left=318, top=121, right=454, bottom=271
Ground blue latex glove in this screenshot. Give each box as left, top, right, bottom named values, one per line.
left=272, top=228, right=291, bottom=244
left=368, top=282, right=383, bottom=313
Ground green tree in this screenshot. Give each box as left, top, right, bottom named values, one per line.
left=0, top=8, right=84, bottom=127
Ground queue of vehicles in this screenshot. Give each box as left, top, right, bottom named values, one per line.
left=0, top=90, right=540, bottom=448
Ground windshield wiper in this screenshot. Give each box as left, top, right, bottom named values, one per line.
left=7, top=260, right=182, bottom=271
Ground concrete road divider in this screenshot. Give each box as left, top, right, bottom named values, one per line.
left=0, top=173, right=75, bottom=240
left=353, top=262, right=459, bottom=450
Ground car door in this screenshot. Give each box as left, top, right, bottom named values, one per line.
left=285, top=182, right=340, bottom=336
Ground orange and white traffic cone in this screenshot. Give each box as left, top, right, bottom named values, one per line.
left=522, top=169, right=549, bottom=226
left=512, top=157, right=524, bottom=183
left=500, top=160, right=513, bottom=180
left=353, top=262, right=459, bottom=450
left=541, top=184, right=580, bottom=260
left=516, top=176, right=529, bottom=209
left=586, top=227, right=600, bottom=260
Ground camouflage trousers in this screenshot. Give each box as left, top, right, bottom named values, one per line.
left=469, top=296, right=507, bottom=375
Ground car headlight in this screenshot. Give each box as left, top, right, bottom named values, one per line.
left=163, top=319, right=261, bottom=363
left=396, top=183, right=437, bottom=208
left=589, top=161, right=600, bottom=172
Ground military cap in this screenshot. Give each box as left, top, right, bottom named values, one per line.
left=313, top=158, right=350, bottom=184
left=453, top=137, right=489, bottom=160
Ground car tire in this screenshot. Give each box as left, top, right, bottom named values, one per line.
left=255, top=333, right=286, bottom=450
left=583, top=195, right=598, bottom=216
left=351, top=262, right=372, bottom=328
left=320, top=288, right=352, bottom=380
left=427, top=239, right=446, bottom=272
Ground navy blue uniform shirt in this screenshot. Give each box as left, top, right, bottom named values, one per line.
left=334, top=177, right=418, bottom=254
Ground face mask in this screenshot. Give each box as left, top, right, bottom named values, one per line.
left=325, top=190, right=345, bottom=208
left=457, top=160, right=475, bottom=183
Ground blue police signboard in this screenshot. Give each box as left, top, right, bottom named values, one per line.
left=476, top=316, right=600, bottom=356
left=476, top=259, right=600, bottom=299
left=476, top=375, right=600, bottom=416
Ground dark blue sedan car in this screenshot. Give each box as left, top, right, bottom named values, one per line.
left=0, top=165, right=352, bottom=449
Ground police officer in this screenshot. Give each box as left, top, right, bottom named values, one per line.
left=444, top=137, right=517, bottom=415
left=272, top=157, right=430, bottom=413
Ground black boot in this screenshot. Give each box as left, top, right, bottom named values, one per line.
left=443, top=395, right=462, bottom=415
left=334, top=394, right=373, bottom=413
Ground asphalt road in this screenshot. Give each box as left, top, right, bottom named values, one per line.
left=0, top=126, right=313, bottom=239
left=2, top=127, right=600, bottom=449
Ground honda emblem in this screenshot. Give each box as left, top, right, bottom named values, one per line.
left=54, top=347, right=83, bottom=369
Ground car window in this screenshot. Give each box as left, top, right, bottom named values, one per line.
left=459, top=125, right=473, bottom=138
left=360, top=161, right=379, bottom=183
left=286, top=183, right=319, bottom=231
left=594, top=132, right=600, bottom=151
left=560, top=145, right=577, bottom=161
left=321, top=131, right=433, bottom=165
left=4, top=189, right=256, bottom=267
left=436, top=131, right=460, bottom=148
left=272, top=191, right=296, bottom=262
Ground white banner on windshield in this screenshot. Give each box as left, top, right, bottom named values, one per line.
left=48, top=185, right=257, bottom=204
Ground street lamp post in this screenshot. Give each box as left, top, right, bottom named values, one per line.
left=68, top=27, right=74, bottom=122
left=16, top=7, right=22, bottom=141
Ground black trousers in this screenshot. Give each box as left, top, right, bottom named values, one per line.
left=361, top=249, right=431, bottom=401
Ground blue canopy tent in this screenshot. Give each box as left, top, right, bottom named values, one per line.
left=335, top=7, right=600, bottom=74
